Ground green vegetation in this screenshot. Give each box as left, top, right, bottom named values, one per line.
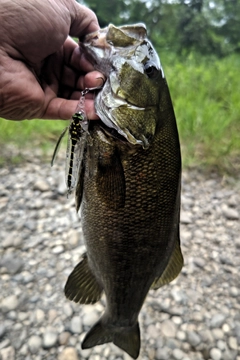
left=162, top=53, right=240, bottom=173
left=0, top=52, right=239, bottom=173
left=80, top=0, right=240, bottom=57
left=1, top=0, right=239, bottom=173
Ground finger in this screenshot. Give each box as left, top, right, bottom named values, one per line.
left=70, top=46, right=95, bottom=72
left=68, top=3, right=99, bottom=38
left=43, top=97, right=99, bottom=120
left=76, top=71, right=106, bottom=90
left=58, top=70, right=105, bottom=100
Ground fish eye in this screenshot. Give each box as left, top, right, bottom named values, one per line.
left=144, top=61, right=159, bottom=79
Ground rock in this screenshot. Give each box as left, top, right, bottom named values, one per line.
left=1, top=233, right=23, bottom=248
left=52, top=245, right=65, bottom=254
left=0, top=255, right=24, bottom=275
left=28, top=335, right=42, bottom=354
left=67, top=229, right=80, bottom=248
left=18, top=311, right=28, bottom=321
left=42, top=331, right=58, bottom=348
left=235, top=237, right=240, bottom=249
left=19, top=344, right=28, bottom=356
left=82, top=311, right=99, bottom=328
left=57, top=171, right=67, bottom=194
left=70, top=316, right=82, bottom=334
left=222, top=206, right=239, bottom=220
left=58, top=347, right=79, bottom=360
left=48, top=309, right=58, bottom=322
left=176, top=330, right=186, bottom=341
left=193, top=257, right=206, bottom=268
left=171, top=289, right=184, bottom=303
left=147, top=324, right=160, bottom=339
left=186, top=331, right=201, bottom=347
left=0, top=339, right=10, bottom=350
left=229, top=287, right=239, bottom=297
left=0, top=295, right=19, bottom=313
left=156, top=346, right=170, bottom=360
left=172, top=348, right=185, bottom=360
left=34, top=308, right=45, bottom=323
left=0, top=346, right=15, bottom=360
left=222, top=349, right=237, bottom=360
left=228, top=336, right=238, bottom=350
left=210, top=314, right=226, bottom=328
left=161, top=320, right=177, bottom=338
left=209, top=347, right=222, bottom=360
left=59, top=331, right=71, bottom=345
left=180, top=211, right=192, bottom=224
left=63, top=303, right=73, bottom=318
left=212, top=328, right=224, bottom=340
left=21, top=271, right=34, bottom=284
left=33, top=180, right=50, bottom=192
left=0, top=325, right=6, bottom=339
left=28, top=198, right=43, bottom=210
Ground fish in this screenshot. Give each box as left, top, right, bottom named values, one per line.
left=64, top=23, right=183, bottom=359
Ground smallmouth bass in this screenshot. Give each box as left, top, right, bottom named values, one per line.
left=64, top=23, right=183, bottom=359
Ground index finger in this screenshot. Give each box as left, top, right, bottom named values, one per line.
left=68, top=3, right=99, bottom=38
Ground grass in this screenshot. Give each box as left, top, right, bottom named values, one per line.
left=0, top=53, right=239, bottom=174
left=0, top=118, right=67, bottom=165
left=161, top=53, right=240, bottom=174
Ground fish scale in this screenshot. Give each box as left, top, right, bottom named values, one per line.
left=64, top=23, right=183, bottom=359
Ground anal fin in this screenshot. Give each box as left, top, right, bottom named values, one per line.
left=64, top=253, right=103, bottom=304
left=151, top=239, right=183, bottom=290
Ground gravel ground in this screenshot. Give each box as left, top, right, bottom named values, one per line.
left=0, top=149, right=240, bottom=360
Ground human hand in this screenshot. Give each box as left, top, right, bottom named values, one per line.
left=0, top=0, right=104, bottom=121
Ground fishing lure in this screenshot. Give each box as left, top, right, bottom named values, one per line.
left=51, top=87, right=101, bottom=195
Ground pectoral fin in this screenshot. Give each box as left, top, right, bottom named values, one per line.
left=64, top=253, right=103, bottom=304
left=96, top=151, right=125, bottom=209
left=151, top=239, right=183, bottom=290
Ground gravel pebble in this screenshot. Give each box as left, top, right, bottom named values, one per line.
left=42, top=331, right=58, bottom=348
left=210, top=314, right=226, bottom=328
left=0, top=154, right=239, bottom=360
left=228, top=336, right=238, bottom=350
left=28, top=335, right=42, bottom=354
left=172, top=348, right=185, bottom=359
left=82, top=310, right=99, bottom=328
left=209, top=347, right=222, bottom=360
left=58, top=331, right=71, bottom=345
left=0, top=295, right=19, bottom=313
left=222, top=205, right=239, bottom=220
left=58, top=347, right=79, bottom=360
left=70, top=316, right=82, bottom=334
left=187, top=331, right=201, bottom=347
left=161, top=319, right=177, bottom=338
left=0, top=346, right=15, bottom=360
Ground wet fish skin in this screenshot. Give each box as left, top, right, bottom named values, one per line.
left=64, top=23, right=183, bottom=359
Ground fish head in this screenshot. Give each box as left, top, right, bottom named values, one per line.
left=83, top=24, right=165, bottom=149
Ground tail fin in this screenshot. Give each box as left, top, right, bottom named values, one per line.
left=82, top=319, right=140, bottom=359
